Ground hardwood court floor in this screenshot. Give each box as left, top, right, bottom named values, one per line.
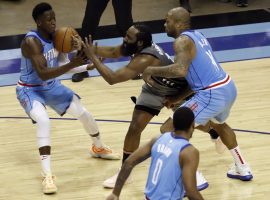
left=0, top=58, right=270, bottom=200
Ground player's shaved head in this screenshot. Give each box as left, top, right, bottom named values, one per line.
left=169, top=7, right=190, bottom=26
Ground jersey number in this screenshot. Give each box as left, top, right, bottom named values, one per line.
left=152, top=158, right=163, bottom=185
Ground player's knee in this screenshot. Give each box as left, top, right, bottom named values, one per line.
left=66, top=96, right=86, bottom=118
left=35, top=114, right=50, bottom=127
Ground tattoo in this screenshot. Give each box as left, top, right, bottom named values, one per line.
left=147, top=35, right=195, bottom=78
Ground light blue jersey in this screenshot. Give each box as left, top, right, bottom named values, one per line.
left=177, top=30, right=237, bottom=125
left=16, top=31, right=75, bottom=117
left=145, top=132, right=190, bottom=200
left=181, top=30, right=227, bottom=91
left=20, top=30, right=59, bottom=85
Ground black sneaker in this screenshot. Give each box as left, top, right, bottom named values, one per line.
left=71, top=71, right=89, bottom=82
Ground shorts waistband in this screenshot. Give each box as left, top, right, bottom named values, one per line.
left=17, top=80, right=54, bottom=87
left=202, top=74, right=231, bottom=90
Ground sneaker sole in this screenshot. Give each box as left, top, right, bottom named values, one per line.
left=197, top=182, right=209, bottom=191
left=183, top=182, right=209, bottom=197
left=43, top=189, right=57, bottom=194
left=103, top=183, right=115, bottom=189
left=89, top=152, right=120, bottom=160
left=227, top=173, right=253, bottom=181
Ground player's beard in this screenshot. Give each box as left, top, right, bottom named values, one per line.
left=120, top=41, right=138, bottom=56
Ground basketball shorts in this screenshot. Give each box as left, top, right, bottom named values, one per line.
left=16, top=80, right=75, bottom=116
left=179, top=80, right=237, bottom=125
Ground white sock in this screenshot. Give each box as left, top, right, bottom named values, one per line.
left=40, top=155, right=51, bottom=174
left=230, top=146, right=246, bottom=166
left=90, top=133, right=104, bottom=148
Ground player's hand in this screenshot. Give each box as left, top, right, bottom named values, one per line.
left=70, top=50, right=88, bottom=67
left=71, top=35, right=82, bottom=51
left=142, top=68, right=155, bottom=86
left=106, top=193, right=119, bottom=200
left=81, top=35, right=97, bottom=60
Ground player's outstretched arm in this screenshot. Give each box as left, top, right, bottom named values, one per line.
left=82, top=38, right=157, bottom=84
left=180, top=145, right=204, bottom=200
left=22, top=37, right=87, bottom=81
left=107, top=137, right=158, bottom=199
left=142, top=35, right=196, bottom=85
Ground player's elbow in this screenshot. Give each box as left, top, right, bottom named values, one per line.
left=107, top=76, right=118, bottom=85
left=107, top=79, right=116, bottom=85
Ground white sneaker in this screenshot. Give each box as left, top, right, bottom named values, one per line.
left=184, top=171, right=208, bottom=197
left=212, top=137, right=227, bottom=154
left=103, top=169, right=131, bottom=188
left=227, top=163, right=253, bottom=181
left=42, top=172, right=57, bottom=194
left=196, top=171, right=209, bottom=191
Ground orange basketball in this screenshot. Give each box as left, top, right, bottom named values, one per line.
left=54, top=27, right=78, bottom=53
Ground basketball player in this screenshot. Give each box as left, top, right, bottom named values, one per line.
left=16, top=3, right=119, bottom=194
left=106, top=107, right=204, bottom=200
left=80, top=24, right=219, bottom=190
left=142, top=7, right=253, bottom=181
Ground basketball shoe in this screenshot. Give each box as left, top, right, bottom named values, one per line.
left=42, top=172, right=57, bottom=194
left=103, top=169, right=131, bottom=188
left=89, top=144, right=120, bottom=160
left=227, top=163, right=253, bottom=181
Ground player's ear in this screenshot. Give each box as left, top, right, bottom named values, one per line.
left=137, top=40, right=143, bottom=47
left=36, top=19, right=42, bottom=27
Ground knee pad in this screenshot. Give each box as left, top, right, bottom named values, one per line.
left=30, top=101, right=51, bottom=147
left=66, top=95, right=86, bottom=118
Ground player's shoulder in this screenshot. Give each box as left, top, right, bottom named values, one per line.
left=181, top=144, right=199, bottom=156
left=174, top=35, right=195, bottom=53
left=22, top=36, right=42, bottom=49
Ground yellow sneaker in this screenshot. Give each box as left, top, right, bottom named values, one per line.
left=89, top=145, right=120, bottom=160
left=42, top=172, right=57, bottom=194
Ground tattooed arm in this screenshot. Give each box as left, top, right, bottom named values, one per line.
left=106, top=137, right=158, bottom=199
left=142, top=35, right=196, bottom=85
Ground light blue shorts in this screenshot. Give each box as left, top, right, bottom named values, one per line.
left=180, top=80, right=237, bottom=125
left=16, top=80, right=75, bottom=116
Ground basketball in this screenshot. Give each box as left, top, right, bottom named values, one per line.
left=53, top=27, right=78, bottom=53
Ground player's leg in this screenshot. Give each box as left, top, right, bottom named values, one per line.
left=196, top=122, right=226, bottom=154
left=66, top=95, right=120, bottom=160
left=46, top=82, right=119, bottom=160
left=29, top=101, right=57, bottom=194
left=16, top=86, right=57, bottom=194
left=103, top=108, right=155, bottom=188
left=210, top=121, right=252, bottom=181
left=103, top=89, right=162, bottom=188
left=112, top=0, right=133, bottom=36
left=160, top=110, right=225, bottom=154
